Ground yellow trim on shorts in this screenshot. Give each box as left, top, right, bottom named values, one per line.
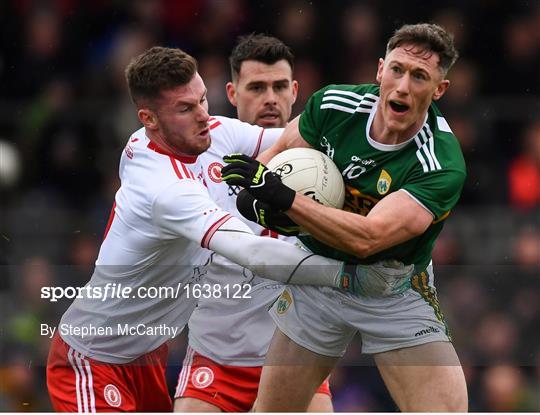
left=411, top=271, right=451, bottom=340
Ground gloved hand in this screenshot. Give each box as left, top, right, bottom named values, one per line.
left=221, top=153, right=296, bottom=211
left=340, top=260, right=414, bottom=297
left=236, top=189, right=300, bottom=236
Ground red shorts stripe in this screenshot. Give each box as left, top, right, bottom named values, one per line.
left=175, top=347, right=195, bottom=398
left=174, top=348, right=331, bottom=412
left=47, top=334, right=171, bottom=412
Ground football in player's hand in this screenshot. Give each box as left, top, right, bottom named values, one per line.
left=266, top=148, right=345, bottom=209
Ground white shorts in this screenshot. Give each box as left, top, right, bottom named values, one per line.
left=269, top=263, right=451, bottom=357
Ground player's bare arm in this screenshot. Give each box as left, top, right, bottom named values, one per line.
left=287, top=189, right=433, bottom=258
left=257, top=116, right=311, bottom=164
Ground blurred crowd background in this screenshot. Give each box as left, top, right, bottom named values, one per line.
left=0, top=0, right=539, bottom=411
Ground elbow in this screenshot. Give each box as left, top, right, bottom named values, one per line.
left=349, top=224, right=383, bottom=258
left=350, top=241, right=379, bottom=258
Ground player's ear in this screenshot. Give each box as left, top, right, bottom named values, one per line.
left=138, top=108, right=159, bottom=130
left=291, top=80, right=299, bottom=104
left=226, top=82, right=238, bottom=107
left=376, top=58, right=385, bottom=84
left=433, top=79, right=450, bottom=101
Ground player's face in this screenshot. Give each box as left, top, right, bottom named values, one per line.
left=376, top=45, right=449, bottom=139
left=154, top=73, right=211, bottom=156
left=227, top=59, right=298, bottom=127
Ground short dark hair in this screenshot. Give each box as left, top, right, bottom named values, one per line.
left=229, top=33, right=294, bottom=81
left=386, top=23, right=459, bottom=75
left=125, top=46, right=198, bottom=107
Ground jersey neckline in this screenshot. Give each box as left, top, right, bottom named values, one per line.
left=365, top=99, right=429, bottom=152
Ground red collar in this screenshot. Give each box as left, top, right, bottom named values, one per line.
left=147, top=140, right=198, bottom=164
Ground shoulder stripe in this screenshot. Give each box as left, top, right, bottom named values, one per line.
left=419, top=128, right=436, bottom=171
left=425, top=124, right=442, bottom=169
left=320, top=89, right=378, bottom=114
left=320, top=103, right=373, bottom=114
left=209, top=120, right=221, bottom=130
left=170, top=157, right=184, bottom=179
left=324, top=89, right=365, bottom=100
left=180, top=162, right=195, bottom=180
left=414, top=125, right=442, bottom=172
left=201, top=214, right=233, bottom=248
left=250, top=128, right=264, bottom=158
left=322, top=95, right=362, bottom=107
left=321, top=103, right=355, bottom=113
left=414, top=144, right=429, bottom=173
left=322, top=95, right=375, bottom=109
left=364, top=93, right=379, bottom=102
left=324, top=89, right=378, bottom=103
left=170, top=157, right=197, bottom=180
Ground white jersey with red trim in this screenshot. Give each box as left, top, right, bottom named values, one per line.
left=188, top=116, right=290, bottom=366
left=60, top=127, right=233, bottom=364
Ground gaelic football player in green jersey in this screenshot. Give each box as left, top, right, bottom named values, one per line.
left=222, top=23, right=467, bottom=411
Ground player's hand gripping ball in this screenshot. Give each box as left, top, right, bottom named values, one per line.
left=236, top=190, right=300, bottom=236
left=266, top=148, right=345, bottom=209
left=221, top=153, right=296, bottom=211
left=222, top=148, right=345, bottom=210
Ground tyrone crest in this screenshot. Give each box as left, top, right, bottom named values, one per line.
left=192, top=367, right=214, bottom=389
left=207, top=162, right=223, bottom=183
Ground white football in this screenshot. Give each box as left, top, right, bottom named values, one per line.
left=267, top=148, right=345, bottom=209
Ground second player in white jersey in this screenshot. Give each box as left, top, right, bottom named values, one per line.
left=188, top=116, right=289, bottom=366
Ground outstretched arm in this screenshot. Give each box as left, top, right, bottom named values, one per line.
left=207, top=215, right=414, bottom=297
left=257, top=116, right=312, bottom=164
left=206, top=215, right=344, bottom=287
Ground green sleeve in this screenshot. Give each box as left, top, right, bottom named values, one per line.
left=402, top=167, right=466, bottom=220
left=298, top=86, right=331, bottom=147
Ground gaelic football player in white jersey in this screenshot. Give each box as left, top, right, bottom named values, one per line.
left=45, top=46, right=407, bottom=412
left=174, top=34, right=333, bottom=413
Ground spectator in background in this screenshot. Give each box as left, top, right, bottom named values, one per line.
left=508, top=120, right=540, bottom=209
left=480, top=366, right=537, bottom=411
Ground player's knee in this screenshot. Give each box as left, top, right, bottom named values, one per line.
left=398, top=372, right=468, bottom=412
left=437, top=392, right=468, bottom=412
left=445, top=368, right=468, bottom=412
left=445, top=384, right=468, bottom=412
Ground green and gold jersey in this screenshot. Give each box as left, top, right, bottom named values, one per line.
left=298, top=83, right=466, bottom=272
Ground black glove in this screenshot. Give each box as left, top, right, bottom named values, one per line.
left=221, top=153, right=296, bottom=211
left=236, top=189, right=300, bottom=236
